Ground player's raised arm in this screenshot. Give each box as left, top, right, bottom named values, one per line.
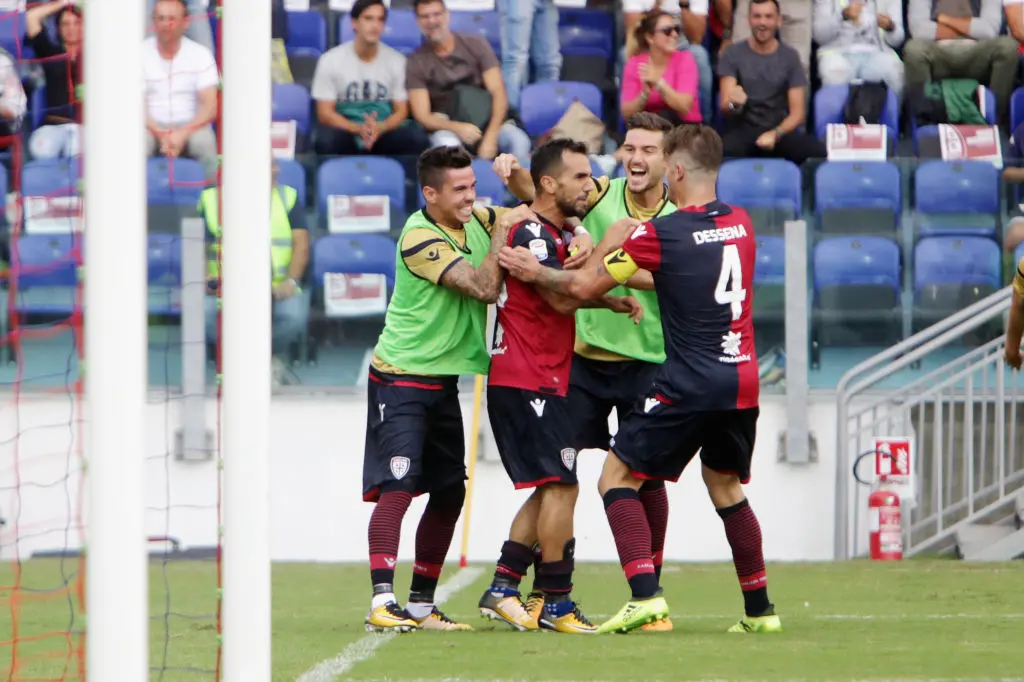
left=493, top=153, right=536, bottom=203
left=1006, top=258, right=1024, bottom=369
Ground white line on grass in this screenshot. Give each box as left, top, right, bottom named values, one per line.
left=295, top=567, right=483, bottom=682
left=584, top=612, right=1024, bottom=622
left=338, top=677, right=1024, bottom=682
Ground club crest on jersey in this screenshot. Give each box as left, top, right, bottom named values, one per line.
left=561, top=448, right=577, bottom=471
left=528, top=238, right=548, bottom=261
left=390, top=456, right=410, bottom=480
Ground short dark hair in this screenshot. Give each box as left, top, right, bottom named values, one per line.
left=417, top=145, right=473, bottom=190
left=351, top=0, right=387, bottom=20
left=413, top=0, right=446, bottom=13
left=530, top=138, right=590, bottom=192
left=663, top=124, right=723, bottom=174
left=750, top=0, right=781, bottom=12
left=626, top=112, right=673, bottom=135
left=155, top=0, right=188, bottom=14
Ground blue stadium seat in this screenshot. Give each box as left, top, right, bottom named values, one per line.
left=147, top=158, right=207, bottom=206
left=913, top=87, right=997, bottom=150
left=286, top=10, right=327, bottom=53
left=518, top=81, right=603, bottom=137
left=814, top=161, right=901, bottom=237
left=0, top=12, right=30, bottom=61
left=558, top=9, right=614, bottom=58
left=317, top=157, right=406, bottom=232
left=914, top=161, right=999, bottom=238
left=312, top=233, right=396, bottom=289
left=11, top=233, right=81, bottom=318
left=717, top=159, right=801, bottom=235
left=450, top=11, right=501, bottom=55
left=1012, top=87, right=1024, bottom=132
left=341, top=9, right=421, bottom=55
left=1015, top=241, right=1024, bottom=270
left=913, top=236, right=1002, bottom=336
left=277, top=159, right=307, bottom=208
left=471, top=158, right=507, bottom=207
left=813, top=84, right=899, bottom=141
left=813, top=236, right=902, bottom=347
left=753, top=236, right=785, bottom=349
left=273, top=83, right=312, bottom=135
left=22, top=159, right=80, bottom=197
left=147, top=234, right=182, bottom=317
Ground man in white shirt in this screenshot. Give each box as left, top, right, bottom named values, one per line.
left=622, top=0, right=714, bottom=124
left=144, top=0, right=219, bottom=175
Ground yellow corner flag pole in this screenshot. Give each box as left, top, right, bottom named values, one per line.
left=459, top=374, right=486, bottom=568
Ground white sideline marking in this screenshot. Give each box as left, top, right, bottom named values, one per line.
left=355, top=348, right=375, bottom=387
left=295, top=567, right=483, bottom=682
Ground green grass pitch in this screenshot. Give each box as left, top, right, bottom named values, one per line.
left=2, top=559, right=1023, bottom=681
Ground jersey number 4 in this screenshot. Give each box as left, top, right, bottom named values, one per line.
left=714, top=244, right=747, bottom=321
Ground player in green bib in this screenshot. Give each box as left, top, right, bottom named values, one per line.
left=362, top=145, right=535, bottom=634
left=493, top=112, right=678, bottom=631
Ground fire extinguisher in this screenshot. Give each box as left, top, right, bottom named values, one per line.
left=854, top=449, right=904, bottom=561
left=868, top=487, right=903, bottom=561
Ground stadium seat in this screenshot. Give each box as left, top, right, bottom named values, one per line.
left=813, top=236, right=902, bottom=347
left=147, top=234, right=182, bottom=317
left=914, top=161, right=1000, bottom=238
left=273, top=83, right=312, bottom=135
left=450, top=11, right=501, bottom=56
left=0, top=12, right=30, bottom=61
left=814, top=161, right=901, bottom=237
left=287, top=49, right=320, bottom=89
left=717, top=159, right=801, bottom=235
left=813, top=84, right=899, bottom=141
left=753, top=235, right=785, bottom=350
left=10, top=233, right=81, bottom=319
left=317, top=157, right=406, bottom=232
left=22, top=158, right=80, bottom=198
left=341, top=9, right=422, bottom=55
left=558, top=9, right=614, bottom=58
left=147, top=157, right=207, bottom=206
left=1012, top=87, right=1024, bottom=132
left=913, top=86, right=997, bottom=150
left=286, top=10, right=327, bottom=53
left=518, top=81, right=603, bottom=137
left=277, top=159, right=307, bottom=208
left=1015, top=241, right=1024, bottom=270
left=913, top=236, right=1002, bottom=338
left=471, top=158, right=507, bottom=207
left=312, top=233, right=396, bottom=290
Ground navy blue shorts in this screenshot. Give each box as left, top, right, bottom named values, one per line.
left=567, top=354, right=660, bottom=450
left=362, top=367, right=466, bottom=501
left=487, top=385, right=578, bottom=489
left=612, top=391, right=759, bottom=484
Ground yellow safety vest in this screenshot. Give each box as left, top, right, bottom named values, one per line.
left=199, top=185, right=298, bottom=285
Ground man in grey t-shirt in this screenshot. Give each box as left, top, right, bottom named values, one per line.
left=717, top=0, right=825, bottom=164
left=312, top=0, right=430, bottom=156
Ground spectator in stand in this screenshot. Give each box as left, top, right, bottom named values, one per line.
left=623, top=0, right=713, bottom=124
left=143, top=0, right=219, bottom=176
left=407, top=0, right=531, bottom=162
left=723, top=0, right=811, bottom=79
left=497, top=0, right=561, bottom=111
left=621, top=10, right=702, bottom=124
left=718, top=0, right=825, bottom=163
left=146, top=0, right=214, bottom=52
left=24, top=0, right=81, bottom=159
left=904, top=0, right=1018, bottom=124
left=312, top=0, right=429, bottom=156
left=813, top=0, right=906, bottom=98
left=0, top=46, right=25, bottom=150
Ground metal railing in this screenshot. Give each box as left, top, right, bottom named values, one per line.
left=834, top=286, right=1024, bottom=559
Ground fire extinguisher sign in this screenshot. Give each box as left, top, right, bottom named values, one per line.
left=874, top=437, right=916, bottom=506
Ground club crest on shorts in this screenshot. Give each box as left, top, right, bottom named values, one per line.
left=390, top=456, right=410, bottom=480
left=560, top=448, right=577, bottom=471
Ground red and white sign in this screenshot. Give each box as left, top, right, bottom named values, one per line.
left=937, top=124, right=1002, bottom=168
left=825, top=124, right=888, bottom=161
left=328, top=195, right=390, bottom=234
left=24, top=196, right=84, bottom=234
left=323, top=273, right=388, bottom=318
left=271, top=120, right=297, bottom=160
left=874, top=436, right=916, bottom=504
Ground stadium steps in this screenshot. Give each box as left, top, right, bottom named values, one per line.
left=954, top=492, right=1024, bottom=561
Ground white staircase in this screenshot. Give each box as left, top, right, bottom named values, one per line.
left=955, top=492, right=1024, bottom=561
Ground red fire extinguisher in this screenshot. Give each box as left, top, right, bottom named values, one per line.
left=868, top=487, right=903, bottom=561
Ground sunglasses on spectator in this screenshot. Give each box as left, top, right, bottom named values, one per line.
left=657, top=25, right=682, bottom=36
